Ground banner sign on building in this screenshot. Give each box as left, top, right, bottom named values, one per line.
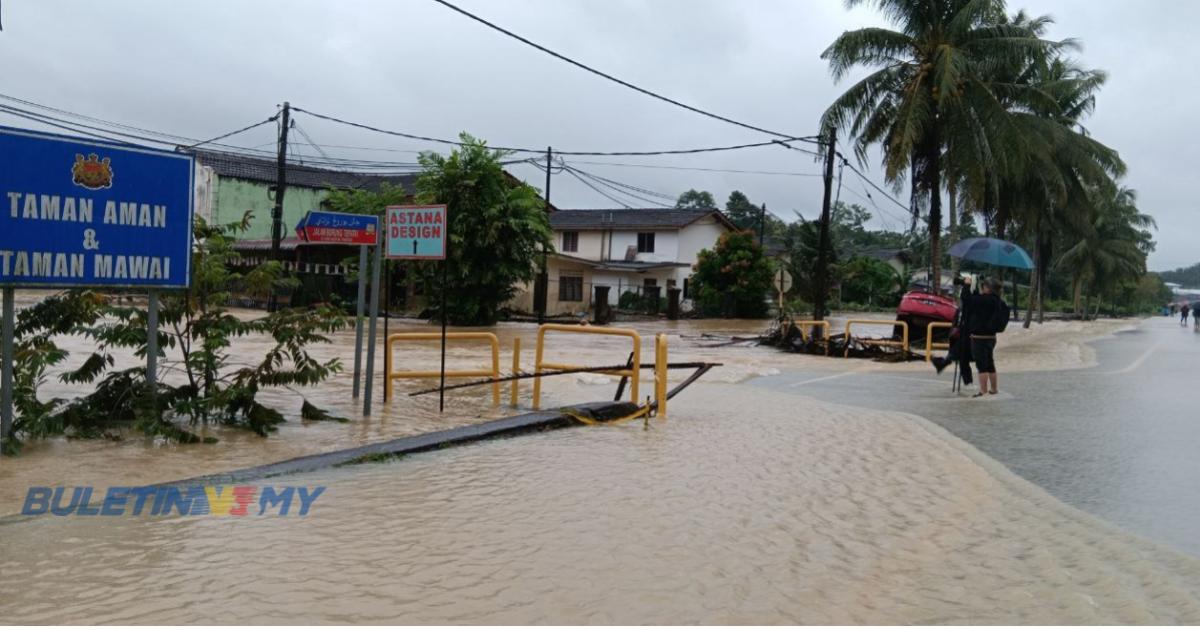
left=385, top=204, right=447, bottom=260
left=294, top=210, right=379, bottom=245
left=0, top=126, right=194, bottom=288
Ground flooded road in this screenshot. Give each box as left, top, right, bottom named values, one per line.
left=3, top=291, right=1200, bottom=623
left=4, top=384, right=1200, bottom=624
left=762, top=316, right=1200, bottom=557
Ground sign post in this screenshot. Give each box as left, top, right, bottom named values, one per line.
left=776, top=268, right=793, bottom=310
left=0, top=126, right=194, bottom=452
left=362, top=236, right=383, bottom=417
left=352, top=245, right=368, bottom=399
left=293, top=210, right=379, bottom=400
left=1, top=288, right=14, bottom=449
left=384, top=205, right=448, bottom=411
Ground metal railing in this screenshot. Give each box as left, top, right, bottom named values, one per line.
left=844, top=320, right=909, bottom=358
left=793, top=320, right=831, bottom=356
left=925, top=322, right=953, bottom=362
left=532, top=324, right=640, bottom=410
left=654, top=333, right=668, bottom=419
left=385, top=332, right=501, bottom=405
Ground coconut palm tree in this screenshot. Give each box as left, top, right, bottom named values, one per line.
left=820, top=0, right=1068, bottom=294
left=1055, top=185, right=1154, bottom=317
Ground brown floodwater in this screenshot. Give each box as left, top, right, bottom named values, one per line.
left=0, top=290, right=800, bottom=514
left=3, top=385, right=1200, bottom=624
left=4, top=292, right=1197, bottom=623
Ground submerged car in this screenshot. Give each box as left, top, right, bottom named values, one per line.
left=895, top=288, right=957, bottom=343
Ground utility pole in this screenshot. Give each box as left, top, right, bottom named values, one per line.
left=813, top=126, right=837, bottom=322
left=758, top=203, right=766, bottom=246
left=534, top=146, right=551, bottom=324
left=268, top=101, right=291, bottom=312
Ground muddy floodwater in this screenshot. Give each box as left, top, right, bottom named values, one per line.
left=2, top=291, right=1200, bottom=623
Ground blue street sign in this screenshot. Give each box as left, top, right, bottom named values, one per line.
left=385, top=204, right=447, bottom=260
left=0, top=126, right=194, bottom=288
left=295, top=210, right=380, bottom=245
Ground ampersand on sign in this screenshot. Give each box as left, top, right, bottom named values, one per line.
left=82, top=229, right=100, bottom=251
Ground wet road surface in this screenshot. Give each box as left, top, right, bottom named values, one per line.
left=756, top=316, right=1200, bottom=556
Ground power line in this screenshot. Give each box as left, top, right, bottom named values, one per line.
left=563, top=167, right=631, bottom=208
left=429, top=0, right=821, bottom=144
left=294, top=106, right=802, bottom=156
left=840, top=160, right=912, bottom=215
left=562, top=163, right=676, bottom=202
left=183, top=115, right=280, bottom=149
left=564, top=166, right=669, bottom=207
left=564, top=159, right=825, bottom=177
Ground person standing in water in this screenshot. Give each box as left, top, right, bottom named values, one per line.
left=960, top=277, right=1003, bottom=397
left=1181, top=303, right=1191, bottom=327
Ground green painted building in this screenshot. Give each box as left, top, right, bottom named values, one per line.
left=188, top=148, right=418, bottom=241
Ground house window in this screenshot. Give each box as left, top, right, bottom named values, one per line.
left=643, top=278, right=657, bottom=287
left=561, top=231, right=579, bottom=253
left=559, top=273, right=583, bottom=302
left=637, top=232, right=656, bottom=253
left=682, top=277, right=690, bottom=299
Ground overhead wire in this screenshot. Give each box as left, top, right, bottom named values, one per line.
left=564, top=166, right=669, bottom=207
left=428, top=0, right=820, bottom=144
left=182, top=114, right=280, bottom=150
left=561, top=163, right=676, bottom=202
left=563, top=166, right=632, bottom=208
left=292, top=106, right=803, bottom=156
left=566, top=159, right=825, bottom=177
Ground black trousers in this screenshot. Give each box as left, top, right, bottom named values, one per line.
left=971, top=336, right=997, bottom=373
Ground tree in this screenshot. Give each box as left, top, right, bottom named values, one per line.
left=725, top=191, right=759, bottom=230
left=5, top=214, right=349, bottom=454
left=821, top=0, right=1065, bottom=297
left=1055, top=185, right=1154, bottom=316
left=676, top=189, right=716, bottom=209
left=413, top=134, right=553, bottom=325
left=691, top=231, right=775, bottom=318
left=838, top=256, right=901, bottom=307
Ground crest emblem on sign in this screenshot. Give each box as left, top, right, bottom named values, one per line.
left=72, top=153, right=113, bottom=190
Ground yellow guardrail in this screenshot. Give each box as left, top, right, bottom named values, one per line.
left=794, top=320, right=831, bottom=356
left=532, top=324, right=640, bottom=410
left=510, top=337, right=521, bottom=408
left=925, top=322, right=953, bottom=362
left=844, top=320, right=909, bottom=358
left=654, top=333, right=668, bottom=419
left=385, top=332, right=501, bottom=405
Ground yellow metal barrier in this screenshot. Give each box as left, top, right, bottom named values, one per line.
left=510, top=337, right=521, bottom=408
left=794, top=320, right=831, bottom=356
left=654, top=333, right=668, bottom=419
left=385, top=332, right=501, bottom=405
left=533, top=324, right=640, bottom=410
left=925, top=322, right=953, bottom=362
left=844, top=320, right=909, bottom=358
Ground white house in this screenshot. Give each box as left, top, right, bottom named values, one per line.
left=512, top=208, right=737, bottom=315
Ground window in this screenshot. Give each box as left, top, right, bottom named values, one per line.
left=559, top=274, right=584, bottom=302
left=637, top=232, right=656, bottom=253
left=683, top=277, right=690, bottom=299
left=643, top=278, right=657, bottom=287
left=561, top=231, right=579, bottom=253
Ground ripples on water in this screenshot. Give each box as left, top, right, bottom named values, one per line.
left=3, top=386, right=1200, bottom=624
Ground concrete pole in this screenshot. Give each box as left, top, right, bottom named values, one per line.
left=363, top=240, right=383, bottom=416
left=1, top=288, right=14, bottom=451
left=352, top=244, right=368, bottom=398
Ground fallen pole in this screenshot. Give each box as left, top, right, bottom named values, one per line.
left=406, top=361, right=720, bottom=397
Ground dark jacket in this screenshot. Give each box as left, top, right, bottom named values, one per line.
left=961, top=285, right=1001, bottom=336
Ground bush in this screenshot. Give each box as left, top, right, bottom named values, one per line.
left=691, top=231, right=774, bottom=318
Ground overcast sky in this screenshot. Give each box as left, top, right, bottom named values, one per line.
left=2, top=0, right=1196, bottom=269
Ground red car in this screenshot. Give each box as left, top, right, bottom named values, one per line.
left=895, top=289, right=957, bottom=342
